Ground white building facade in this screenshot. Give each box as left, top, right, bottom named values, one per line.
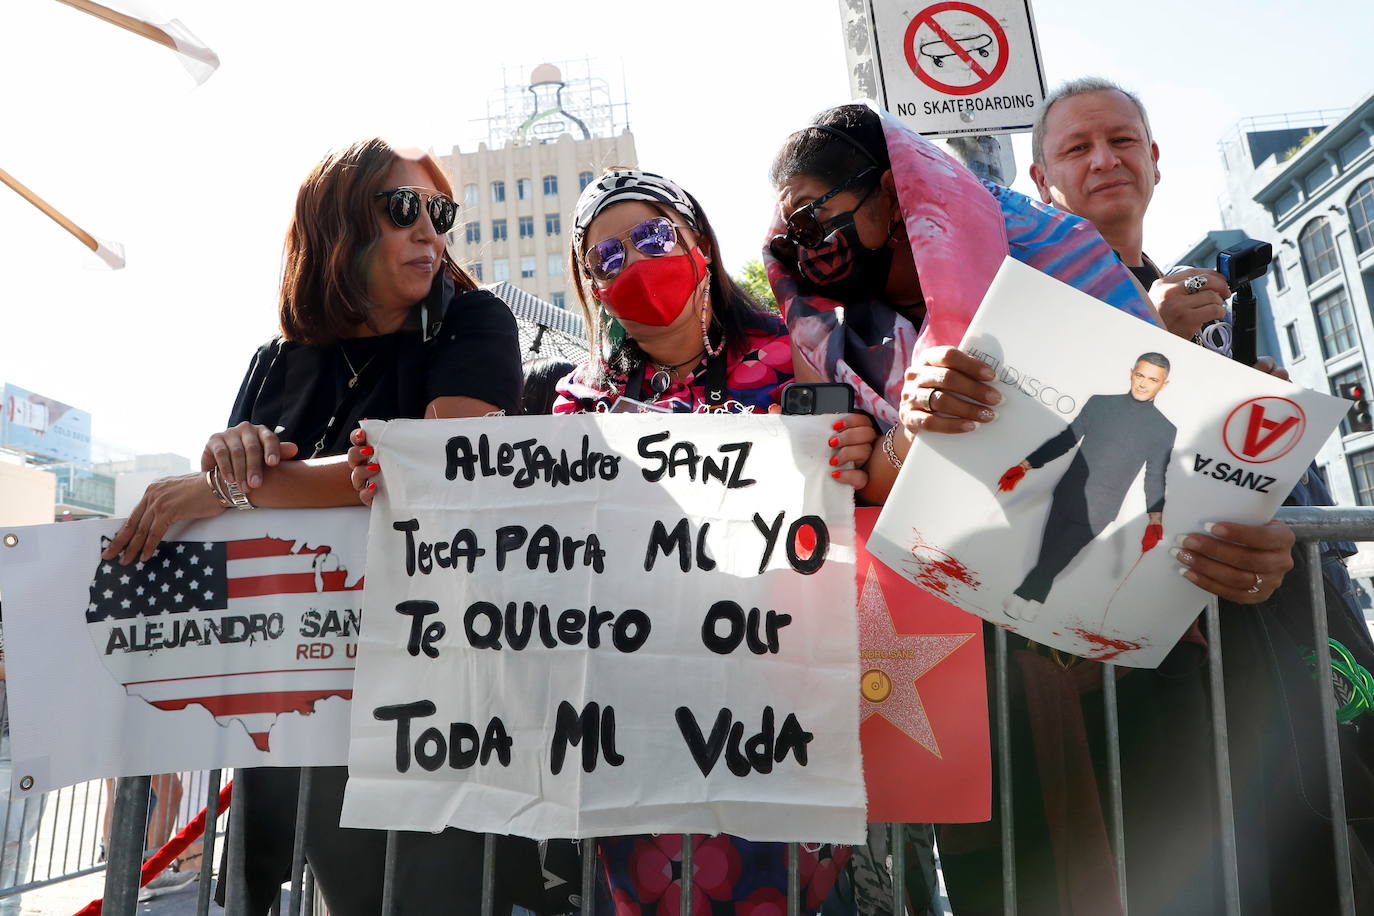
left=437, top=64, right=637, bottom=311
left=1174, top=93, right=1374, bottom=575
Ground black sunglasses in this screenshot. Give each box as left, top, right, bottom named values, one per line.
left=374, top=186, right=457, bottom=235
left=779, top=167, right=879, bottom=248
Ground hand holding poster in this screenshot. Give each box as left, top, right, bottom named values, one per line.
left=340, top=413, right=865, bottom=843
left=869, top=257, right=1348, bottom=668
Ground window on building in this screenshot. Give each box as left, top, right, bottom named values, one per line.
left=463, top=184, right=478, bottom=208
left=469, top=262, right=483, bottom=282
left=518, top=216, right=534, bottom=239
left=491, top=181, right=506, bottom=204
left=464, top=221, right=481, bottom=245
left=1272, top=258, right=1286, bottom=292
left=517, top=178, right=533, bottom=201
left=493, top=258, right=509, bottom=283
left=1339, top=134, right=1371, bottom=168
left=1299, top=217, right=1339, bottom=284
left=551, top=291, right=566, bottom=309
left=1313, top=286, right=1357, bottom=358
left=520, top=256, right=537, bottom=279
left=1274, top=186, right=1301, bottom=218
left=1284, top=322, right=1302, bottom=361
left=547, top=253, right=564, bottom=276
left=1331, top=366, right=1369, bottom=436
left=491, top=219, right=508, bottom=242
left=543, top=174, right=558, bottom=196
left=1303, top=161, right=1334, bottom=196
left=545, top=213, right=561, bottom=236
left=578, top=171, right=594, bottom=191
left=1349, top=178, right=1374, bottom=254
left=1349, top=448, right=1374, bottom=506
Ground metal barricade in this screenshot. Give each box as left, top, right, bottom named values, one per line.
left=81, top=506, right=1374, bottom=915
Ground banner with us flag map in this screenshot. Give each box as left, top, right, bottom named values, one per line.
left=0, top=507, right=368, bottom=794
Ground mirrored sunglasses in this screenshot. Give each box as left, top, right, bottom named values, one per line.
left=374, top=186, right=457, bottom=235
left=584, top=216, right=685, bottom=282
left=780, top=167, right=878, bottom=248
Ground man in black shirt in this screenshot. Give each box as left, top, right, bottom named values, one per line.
left=1000, top=353, right=1175, bottom=619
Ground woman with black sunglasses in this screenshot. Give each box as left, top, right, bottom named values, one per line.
left=106, top=138, right=522, bottom=915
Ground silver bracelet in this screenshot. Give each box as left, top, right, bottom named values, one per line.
left=883, top=426, right=904, bottom=470
left=210, top=466, right=255, bottom=510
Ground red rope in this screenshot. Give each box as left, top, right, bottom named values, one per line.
left=73, top=779, right=233, bottom=916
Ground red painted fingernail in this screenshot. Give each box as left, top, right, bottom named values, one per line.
left=828, top=436, right=839, bottom=447
left=366, top=481, right=376, bottom=491
left=360, top=446, right=373, bottom=457
left=829, top=456, right=840, bottom=466
left=831, top=469, right=841, bottom=479
left=832, top=420, right=845, bottom=431
left=368, top=463, right=380, bottom=472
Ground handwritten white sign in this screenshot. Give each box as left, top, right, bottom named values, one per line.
left=340, top=414, right=865, bottom=842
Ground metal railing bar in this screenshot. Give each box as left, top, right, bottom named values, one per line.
left=680, top=835, right=693, bottom=915
left=1205, top=597, right=1241, bottom=915
left=1306, top=541, right=1356, bottom=914
left=1274, top=506, right=1374, bottom=539
left=77, top=778, right=93, bottom=867
left=0, top=860, right=108, bottom=897
left=786, top=841, right=799, bottom=916
left=62, top=783, right=78, bottom=874
left=303, top=865, right=316, bottom=916
left=224, top=781, right=249, bottom=916
left=102, top=775, right=150, bottom=916
left=480, top=831, right=496, bottom=916
left=43, top=791, right=59, bottom=884
left=0, top=784, right=15, bottom=887
left=28, top=794, right=46, bottom=884
left=1102, top=664, right=1127, bottom=913
left=891, top=823, right=907, bottom=915
left=995, top=627, right=1015, bottom=915
left=380, top=830, right=398, bottom=916
left=580, top=838, right=595, bottom=916
left=195, top=768, right=223, bottom=916
left=288, top=768, right=312, bottom=916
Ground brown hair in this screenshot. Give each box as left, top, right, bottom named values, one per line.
left=278, top=138, right=476, bottom=345
left=566, top=176, right=771, bottom=385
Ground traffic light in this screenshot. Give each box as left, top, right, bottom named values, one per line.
left=1340, top=382, right=1373, bottom=433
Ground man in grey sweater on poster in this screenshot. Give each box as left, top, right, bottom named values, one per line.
left=998, top=352, right=1176, bottom=621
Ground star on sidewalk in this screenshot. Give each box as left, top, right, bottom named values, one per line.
left=858, top=564, right=974, bottom=758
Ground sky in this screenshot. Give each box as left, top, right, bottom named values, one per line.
left=2, top=0, right=1372, bottom=466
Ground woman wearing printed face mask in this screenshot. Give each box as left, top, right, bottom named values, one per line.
left=765, top=104, right=1154, bottom=511
left=556, top=169, right=862, bottom=912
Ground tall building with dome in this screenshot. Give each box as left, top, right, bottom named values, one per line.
left=438, top=62, right=637, bottom=311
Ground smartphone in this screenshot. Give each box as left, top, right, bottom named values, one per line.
left=781, top=382, right=855, bottom=415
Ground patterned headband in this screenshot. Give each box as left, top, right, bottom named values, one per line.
left=571, top=169, right=700, bottom=249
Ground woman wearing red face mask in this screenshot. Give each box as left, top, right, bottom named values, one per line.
left=347, top=169, right=873, bottom=910
left=559, top=169, right=866, bottom=912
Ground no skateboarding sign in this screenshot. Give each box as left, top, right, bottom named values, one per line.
left=868, top=0, right=1045, bottom=136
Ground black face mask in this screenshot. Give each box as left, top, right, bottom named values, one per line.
left=774, top=220, right=896, bottom=301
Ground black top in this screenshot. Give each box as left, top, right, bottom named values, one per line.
left=1126, top=255, right=1162, bottom=291
left=227, top=285, right=522, bottom=457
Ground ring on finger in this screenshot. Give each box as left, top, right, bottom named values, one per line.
left=1246, top=572, right=1263, bottom=595
left=1184, top=275, right=1207, bottom=292
left=920, top=388, right=936, bottom=412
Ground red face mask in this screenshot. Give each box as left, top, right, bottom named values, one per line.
left=597, top=246, right=709, bottom=327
